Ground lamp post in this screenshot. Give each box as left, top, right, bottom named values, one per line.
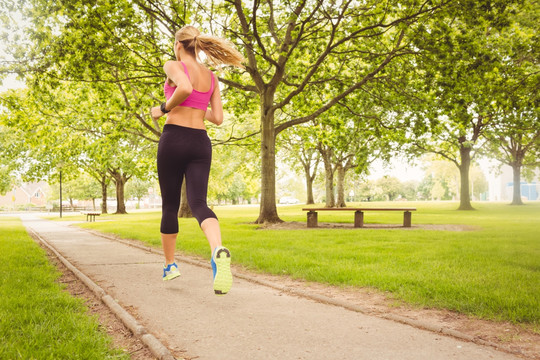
left=59, top=169, right=62, bottom=218
left=57, top=162, right=64, bottom=218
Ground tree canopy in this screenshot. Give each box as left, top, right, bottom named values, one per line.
left=1, top=0, right=537, bottom=215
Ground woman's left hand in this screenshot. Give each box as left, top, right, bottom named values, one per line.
left=151, top=106, right=163, bottom=120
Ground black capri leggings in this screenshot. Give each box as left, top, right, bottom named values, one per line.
left=157, top=124, right=217, bottom=234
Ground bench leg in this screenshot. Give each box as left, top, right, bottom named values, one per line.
left=354, top=211, right=364, bottom=228
left=307, top=211, right=318, bottom=228
left=403, top=211, right=412, bottom=227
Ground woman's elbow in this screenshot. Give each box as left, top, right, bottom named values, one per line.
left=213, top=115, right=223, bottom=126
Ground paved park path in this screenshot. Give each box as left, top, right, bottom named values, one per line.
left=20, top=214, right=523, bottom=360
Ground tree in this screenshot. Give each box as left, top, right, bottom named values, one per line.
left=83, top=165, right=112, bottom=214
left=401, top=180, right=420, bottom=201
left=423, top=156, right=459, bottom=200
left=220, top=0, right=452, bottom=222
left=208, top=128, right=260, bottom=204
left=126, top=177, right=155, bottom=209
left=431, top=181, right=446, bottom=201
left=406, top=0, right=524, bottom=210
left=470, top=166, right=488, bottom=200
left=376, top=176, right=402, bottom=201
left=482, top=1, right=540, bottom=205
left=104, top=134, right=155, bottom=214
left=0, top=0, right=175, bottom=212
left=2, top=1, right=504, bottom=221
left=417, top=174, right=435, bottom=200
left=0, top=165, right=12, bottom=195
left=0, top=80, right=156, bottom=214
left=279, top=124, right=320, bottom=205
left=314, top=106, right=385, bottom=208
left=48, top=172, right=101, bottom=210
left=0, top=88, right=84, bottom=187
left=0, top=122, right=22, bottom=195
left=317, top=134, right=337, bottom=207
left=1, top=0, right=258, bottom=218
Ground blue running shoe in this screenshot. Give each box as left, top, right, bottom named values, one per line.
left=212, top=247, right=232, bottom=295
left=163, top=262, right=181, bottom=281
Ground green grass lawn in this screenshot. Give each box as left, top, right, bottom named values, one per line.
left=73, top=201, right=539, bottom=329
left=0, top=217, right=129, bottom=359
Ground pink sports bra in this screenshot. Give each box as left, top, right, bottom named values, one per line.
left=163, top=62, right=215, bottom=111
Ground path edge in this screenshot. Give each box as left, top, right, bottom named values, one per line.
left=26, top=226, right=177, bottom=360
left=80, top=227, right=527, bottom=359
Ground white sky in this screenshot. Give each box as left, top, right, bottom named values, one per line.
left=368, top=156, right=506, bottom=184
left=0, top=74, right=25, bottom=92
left=367, top=158, right=425, bottom=182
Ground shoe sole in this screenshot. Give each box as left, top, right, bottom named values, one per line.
left=163, top=271, right=181, bottom=281
left=213, top=247, right=232, bottom=295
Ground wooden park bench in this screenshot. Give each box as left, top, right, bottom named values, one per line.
left=302, top=207, right=417, bottom=228
left=82, top=211, right=101, bottom=222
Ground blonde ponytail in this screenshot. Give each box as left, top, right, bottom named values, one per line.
left=175, top=26, right=245, bottom=69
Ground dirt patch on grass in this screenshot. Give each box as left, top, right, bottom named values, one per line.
left=259, top=221, right=479, bottom=231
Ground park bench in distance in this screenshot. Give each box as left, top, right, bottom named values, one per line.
left=302, top=207, right=417, bottom=228
left=81, top=211, right=101, bottom=222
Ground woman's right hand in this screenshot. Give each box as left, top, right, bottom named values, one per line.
left=151, top=106, right=164, bottom=120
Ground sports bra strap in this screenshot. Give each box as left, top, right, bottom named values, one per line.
left=180, top=61, right=191, bottom=80
left=164, top=62, right=214, bottom=111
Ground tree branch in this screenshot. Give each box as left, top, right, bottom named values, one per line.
left=275, top=30, right=407, bottom=134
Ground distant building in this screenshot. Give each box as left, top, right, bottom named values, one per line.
left=488, top=166, right=540, bottom=202
left=0, top=182, right=50, bottom=209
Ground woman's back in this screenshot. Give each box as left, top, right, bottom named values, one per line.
left=164, top=60, right=215, bottom=129
left=182, top=61, right=213, bottom=93
left=151, top=25, right=243, bottom=129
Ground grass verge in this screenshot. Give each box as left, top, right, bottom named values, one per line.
left=0, top=217, right=129, bottom=359
left=73, top=201, right=539, bottom=329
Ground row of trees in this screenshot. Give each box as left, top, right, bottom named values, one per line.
left=278, top=153, right=490, bottom=204
left=276, top=0, right=539, bottom=211
left=1, top=0, right=539, bottom=222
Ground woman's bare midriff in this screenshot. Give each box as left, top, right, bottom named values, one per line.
left=165, top=106, right=206, bottom=130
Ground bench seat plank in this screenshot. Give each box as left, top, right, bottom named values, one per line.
left=302, top=208, right=416, bottom=211
left=81, top=211, right=101, bottom=222
left=302, top=207, right=416, bottom=228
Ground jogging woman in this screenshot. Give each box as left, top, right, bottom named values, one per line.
left=151, top=25, right=244, bottom=295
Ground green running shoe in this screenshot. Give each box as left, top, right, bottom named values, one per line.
left=163, top=262, right=181, bottom=281
left=212, top=247, right=232, bottom=295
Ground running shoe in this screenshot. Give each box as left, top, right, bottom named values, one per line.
left=163, top=262, right=181, bottom=281
left=212, top=246, right=232, bottom=295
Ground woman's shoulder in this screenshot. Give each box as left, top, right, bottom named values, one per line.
left=164, top=60, right=183, bottom=70
left=165, top=61, right=192, bottom=77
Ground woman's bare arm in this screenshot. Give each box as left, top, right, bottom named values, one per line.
left=151, top=61, right=193, bottom=120
left=205, top=77, right=223, bottom=126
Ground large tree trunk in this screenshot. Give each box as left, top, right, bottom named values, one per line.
left=336, top=165, right=346, bottom=208
left=256, top=104, right=282, bottom=224
left=114, top=178, right=127, bottom=214
left=320, top=148, right=335, bottom=208
left=110, top=169, right=128, bottom=214
left=510, top=163, right=524, bottom=205
left=457, top=145, right=474, bottom=210
left=178, top=179, right=193, bottom=217
left=301, top=152, right=316, bottom=205
left=100, top=175, right=108, bottom=214
left=304, top=166, right=315, bottom=205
